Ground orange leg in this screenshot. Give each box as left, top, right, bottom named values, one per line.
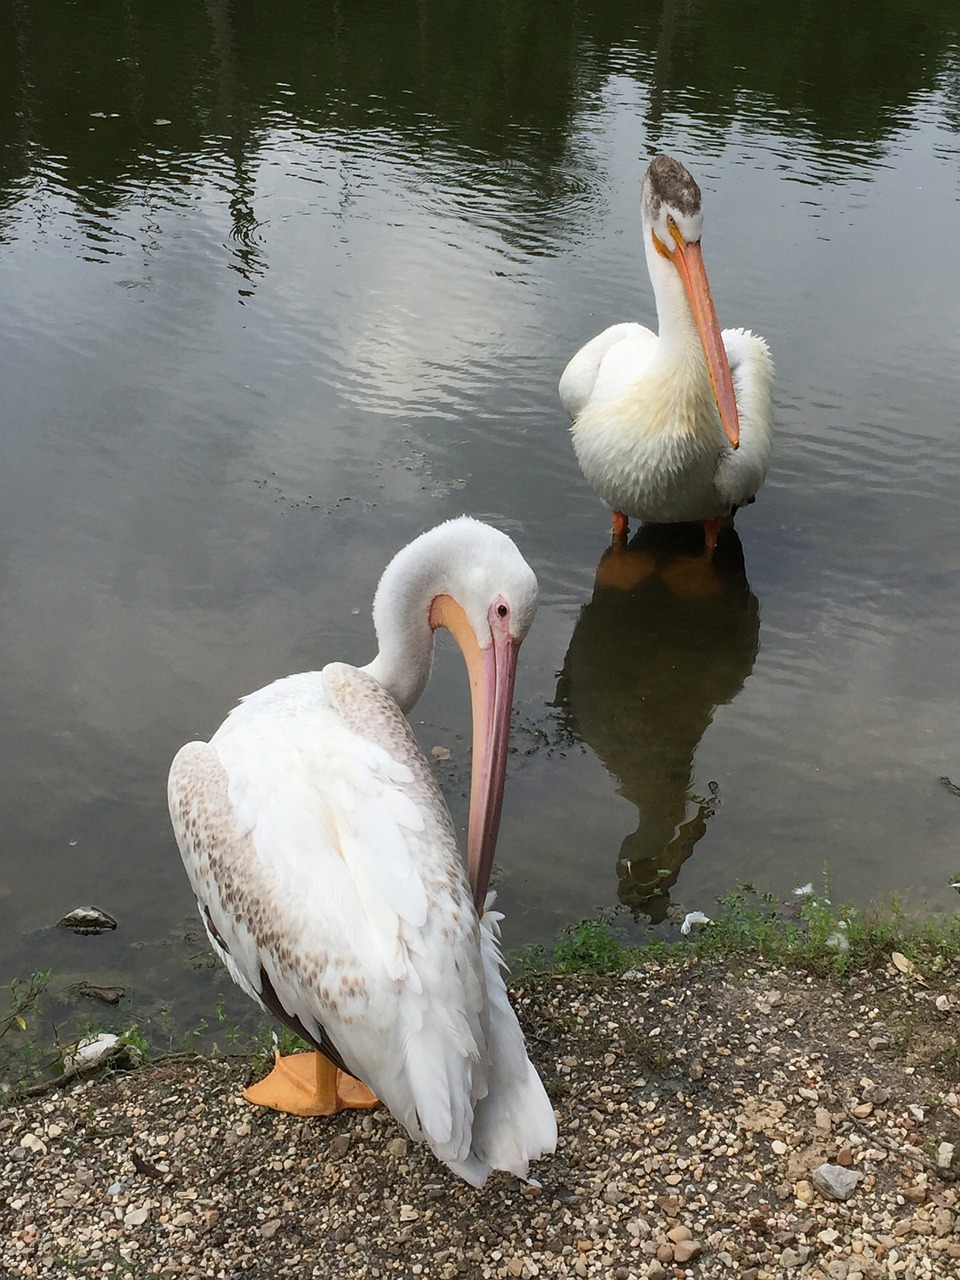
left=611, top=510, right=629, bottom=545
left=244, top=1051, right=379, bottom=1117
left=703, top=517, right=720, bottom=557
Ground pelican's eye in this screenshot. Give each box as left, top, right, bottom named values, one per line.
left=496, top=603, right=509, bottom=619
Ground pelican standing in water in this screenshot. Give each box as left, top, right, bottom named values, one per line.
left=168, top=518, right=556, bottom=1186
left=559, top=154, right=774, bottom=550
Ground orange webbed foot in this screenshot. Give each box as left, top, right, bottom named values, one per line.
left=244, top=1051, right=379, bottom=1117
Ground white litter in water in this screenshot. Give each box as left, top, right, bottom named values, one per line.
left=825, top=921, right=849, bottom=952
left=680, top=911, right=712, bottom=935
left=61, top=1033, right=123, bottom=1078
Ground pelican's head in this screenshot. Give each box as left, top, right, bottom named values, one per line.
left=641, top=154, right=740, bottom=450
left=425, top=518, right=539, bottom=656
left=425, top=519, right=537, bottom=911
left=367, top=517, right=538, bottom=911
left=642, top=154, right=705, bottom=253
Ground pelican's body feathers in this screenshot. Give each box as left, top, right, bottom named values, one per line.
left=562, top=320, right=773, bottom=522
left=168, top=518, right=555, bottom=1186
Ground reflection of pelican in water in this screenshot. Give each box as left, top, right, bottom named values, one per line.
left=554, top=524, right=759, bottom=921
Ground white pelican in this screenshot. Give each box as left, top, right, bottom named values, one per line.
left=559, top=153, right=774, bottom=550
left=167, top=517, right=556, bottom=1187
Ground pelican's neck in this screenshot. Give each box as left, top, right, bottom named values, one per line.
left=360, top=531, right=453, bottom=714
left=643, top=230, right=703, bottom=357
left=358, top=516, right=536, bottom=716
left=362, top=587, right=434, bottom=715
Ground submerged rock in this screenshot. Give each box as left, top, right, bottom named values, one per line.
left=72, top=982, right=125, bottom=1005
left=57, top=907, right=118, bottom=935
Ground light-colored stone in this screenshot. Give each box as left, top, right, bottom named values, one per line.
left=812, top=1163, right=861, bottom=1201
left=673, top=1239, right=701, bottom=1263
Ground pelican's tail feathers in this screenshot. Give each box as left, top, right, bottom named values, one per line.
left=441, top=1151, right=492, bottom=1188
left=459, top=907, right=557, bottom=1182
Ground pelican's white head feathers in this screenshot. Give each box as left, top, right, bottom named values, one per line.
left=364, top=517, right=538, bottom=713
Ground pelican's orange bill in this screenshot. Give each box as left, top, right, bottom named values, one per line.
left=670, top=231, right=741, bottom=450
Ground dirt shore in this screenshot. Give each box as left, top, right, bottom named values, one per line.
left=3, top=955, right=959, bottom=1279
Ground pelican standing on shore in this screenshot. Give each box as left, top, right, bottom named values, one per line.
left=168, top=517, right=556, bottom=1186
left=559, top=154, right=774, bottom=550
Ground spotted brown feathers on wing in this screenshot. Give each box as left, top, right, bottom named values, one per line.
left=324, top=663, right=478, bottom=935
left=169, top=741, right=343, bottom=1039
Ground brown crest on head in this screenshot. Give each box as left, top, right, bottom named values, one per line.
left=643, top=154, right=703, bottom=224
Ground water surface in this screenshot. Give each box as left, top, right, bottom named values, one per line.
left=2, top=0, right=959, bottom=1036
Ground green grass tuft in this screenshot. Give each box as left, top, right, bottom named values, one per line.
left=693, top=884, right=960, bottom=978
left=512, top=882, right=960, bottom=983
left=553, top=917, right=631, bottom=974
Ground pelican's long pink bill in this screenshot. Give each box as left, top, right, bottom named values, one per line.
left=429, top=594, right=521, bottom=913
left=465, top=614, right=520, bottom=913
left=671, top=235, right=741, bottom=450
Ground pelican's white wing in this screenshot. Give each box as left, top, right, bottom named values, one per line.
left=168, top=664, right=554, bottom=1184
left=559, top=322, right=658, bottom=420
left=718, top=327, right=775, bottom=508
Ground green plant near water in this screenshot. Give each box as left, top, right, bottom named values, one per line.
left=214, top=1000, right=248, bottom=1047
left=256, top=1022, right=312, bottom=1058
left=211, top=1004, right=311, bottom=1059
left=511, top=941, right=548, bottom=973
left=513, top=879, right=960, bottom=983
left=0, top=969, right=54, bottom=1096
left=695, top=883, right=960, bottom=977
left=118, top=1023, right=151, bottom=1059
left=0, top=969, right=51, bottom=1041
left=552, top=917, right=632, bottom=975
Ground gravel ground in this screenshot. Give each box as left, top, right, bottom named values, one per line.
left=2, top=955, right=959, bottom=1279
